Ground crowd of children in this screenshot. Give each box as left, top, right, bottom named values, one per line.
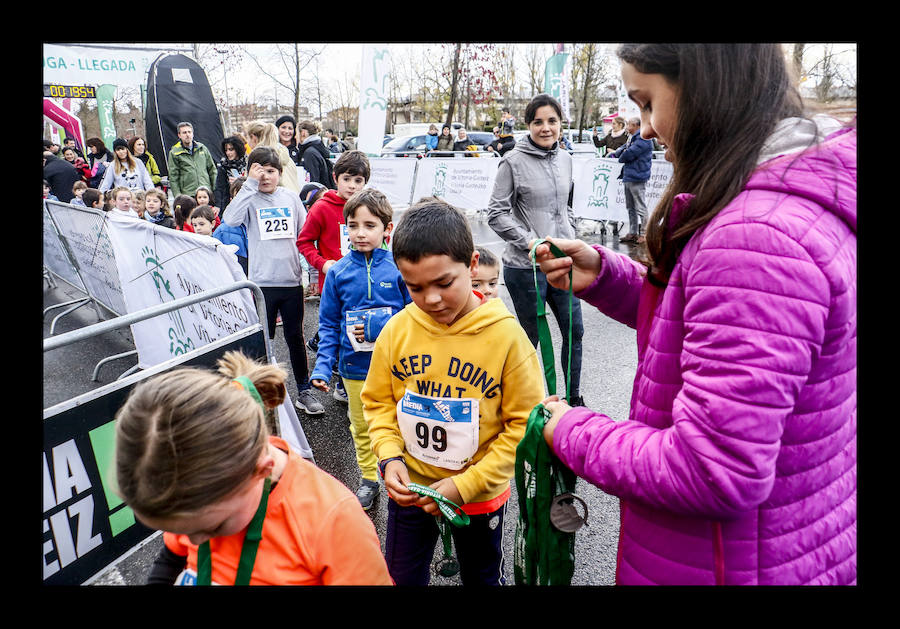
left=94, top=131, right=525, bottom=585
left=47, top=120, right=548, bottom=588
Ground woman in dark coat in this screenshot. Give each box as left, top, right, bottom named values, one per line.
left=215, top=136, right=248, bottom=210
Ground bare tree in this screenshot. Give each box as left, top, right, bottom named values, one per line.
left=240, top=43, right=327, bottom=121
left=522, top=44, right=549, bottom=97
left=569, top=43, right=611, bottom=140
left=445, top=43, right=462, bottom=129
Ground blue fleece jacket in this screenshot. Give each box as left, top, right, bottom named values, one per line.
left=613, top=133, right=653, bottom=182
left=311, top=247, right=411, bottom=382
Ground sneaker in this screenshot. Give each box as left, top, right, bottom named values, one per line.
left=568, top=395, right=585, bottom=408
left=356, top=479, right=380, bottom=511
left=294, top=389, right=324, bottom=415
left=333, top=381, right=348, bottom=403
left=306, top=336, right=318, bottom=353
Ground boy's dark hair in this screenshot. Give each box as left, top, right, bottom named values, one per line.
left=190, top=204, right=217, bottom=223
left=343, top=188, right=392, bottom=228
left=247, top=146, right=283, bottom=174
left=82, top=188, right=102, bottom=208
left=333, top=149, right=370, bottom=182
left=475, top=246, right=499, bottom=268
left=391, top=197, right=472, bottom=265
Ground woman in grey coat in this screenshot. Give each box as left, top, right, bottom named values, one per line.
left=486, top=93, right=585, bottom=407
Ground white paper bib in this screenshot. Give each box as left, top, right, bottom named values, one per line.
left=346, top=307, right=392, bottom=352
left=397, top=389, right=479, bottom=470
left=255, top=206, right=295, bottom=240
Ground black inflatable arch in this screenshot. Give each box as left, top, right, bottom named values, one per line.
left=144, top=53, right=224, bottom=177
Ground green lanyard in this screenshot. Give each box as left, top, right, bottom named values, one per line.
left=196, top=477, right=271, bottom=586
left=406, top=482, right=470, bottom=577
left=196, top=376, right=270, bottom=586
left=529, top=239, right=573, bottom=401
left=513, top=239, right=583, bottom=586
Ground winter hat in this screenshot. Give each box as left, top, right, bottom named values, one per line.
left=300, top=182, right=327, bottom=208
left=113, top=138, right=129, bottom=151
left=275, top=115, right=296, bottom=129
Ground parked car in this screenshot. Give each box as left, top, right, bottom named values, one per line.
left=381, top=131, right=499, bottom=157
left=381, top=133, right=429, bottom=157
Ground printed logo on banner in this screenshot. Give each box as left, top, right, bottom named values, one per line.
left=587, top=161, right=616, bottom=210
left=432, top=163, right=448, bottom=197
left=141, top=246, right=196, bottom=356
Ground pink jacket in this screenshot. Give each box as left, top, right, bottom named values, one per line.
left=554, top=122, right=856, bottom=585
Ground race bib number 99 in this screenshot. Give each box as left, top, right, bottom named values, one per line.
left=397, top=390, right=480, bottom=470
left=256, top=207, right=295, bottom=240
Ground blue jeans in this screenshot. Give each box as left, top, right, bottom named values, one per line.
left=385, top=498, right=508, bottom=585
left=503, top=266, right=583, bottom=399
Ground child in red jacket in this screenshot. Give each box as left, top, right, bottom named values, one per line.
left=296, top=150, right=371, bottom=295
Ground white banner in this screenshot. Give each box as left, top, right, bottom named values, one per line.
left=572, top=157, right=673, bottom=222
left=366, top=158, right=418, bottom=207
left=42, top=43, right=157, bottom=87
left=43, top=202, right=86, bottom=292
left=103, top=216, right=257, bottom=369
left=412, top=158, right=501, bottom=212
left=43, top=201, right=127, bottom=315
left=357, top=45, right=391, bottom=156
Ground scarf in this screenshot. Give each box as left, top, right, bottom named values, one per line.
left=220, top=154, right=247, bottom=176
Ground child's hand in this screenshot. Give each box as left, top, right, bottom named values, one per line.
left=353, top=323, right=365, bottom=343
left=310, top=378, right=329, bottom=393
left=384, top=460, right=418, bottom=507
left=247, top=162, right=264, bottom=181
left=418, top=477, right=463, bottom=517
left=322, top=259, right=336, bottom=275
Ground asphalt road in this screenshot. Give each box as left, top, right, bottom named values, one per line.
left=43, top=213, right=641, bottom=586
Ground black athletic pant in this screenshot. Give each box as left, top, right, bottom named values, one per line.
left=261, top=285, right=311, bottom=393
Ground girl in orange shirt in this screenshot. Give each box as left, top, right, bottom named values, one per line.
left=113, top=351, right=393, bottom=586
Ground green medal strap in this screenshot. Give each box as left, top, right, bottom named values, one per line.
left=513, top=239, right=585, bottom=586
left=196, top=376, right=270, bottom=586
left=196, top=477, right=271, bottom=586
left=530, top=238, right=573, bottom=403
left=406, top=482, right=470, bottom=578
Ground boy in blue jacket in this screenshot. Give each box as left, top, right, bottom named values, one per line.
left=611, top=117, right=653, bottom=244
left=310, top=188, right=411, bottom=510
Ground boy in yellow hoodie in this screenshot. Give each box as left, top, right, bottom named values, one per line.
left=361, top=197, right=544, bottom=585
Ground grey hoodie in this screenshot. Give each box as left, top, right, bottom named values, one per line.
left=221, top=176, right=307, bottom=287
left=487, top=137, right=576, bottom=269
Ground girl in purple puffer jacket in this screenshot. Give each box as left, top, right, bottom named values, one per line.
left=533, top=44, right=856, bottom=585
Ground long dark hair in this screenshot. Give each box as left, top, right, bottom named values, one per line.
left=616, top=44, right=805, bottom=286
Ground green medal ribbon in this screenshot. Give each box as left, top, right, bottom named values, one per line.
left=196, top=376, right=270, bottom=586
left=406, top=482, right=469, bottom=578
left=513, top=238, right=582, bottom=586
left=196, top=477, right=271, bottom=586
left=406, top=482, right=470, bottom=527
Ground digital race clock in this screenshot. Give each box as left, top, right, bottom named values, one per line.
left=43, top=85, right=97, bottom=99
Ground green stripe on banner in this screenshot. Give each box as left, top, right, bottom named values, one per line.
left=88, top=420, right=136, bottom=537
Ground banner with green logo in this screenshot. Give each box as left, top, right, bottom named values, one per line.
left=543, top=52, right=571, bottom=122
left=95, top=84, right=118, bottom=149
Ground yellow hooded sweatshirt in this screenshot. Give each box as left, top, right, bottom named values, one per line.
left=362, top=296, right=544, bottom=509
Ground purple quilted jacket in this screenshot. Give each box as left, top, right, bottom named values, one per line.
left=554, top=123, right=856, bottom=585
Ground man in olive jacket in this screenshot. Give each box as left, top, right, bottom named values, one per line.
left=166, top=121, right=217, bottom=201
